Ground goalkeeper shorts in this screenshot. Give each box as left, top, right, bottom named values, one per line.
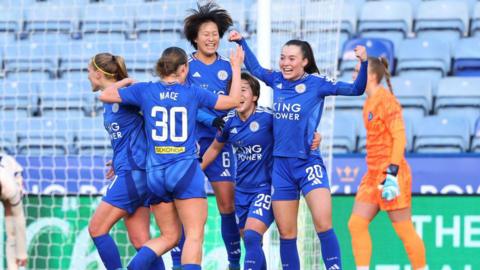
left=355, top=166, right=412, bottom=211
left=102, top=169, right=150, bottom=214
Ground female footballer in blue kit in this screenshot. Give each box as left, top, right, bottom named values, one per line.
left=179, top=3, right=242, bottom=269
left=99, top=45, right=244, bottom=270
left=201, top=72, right=321, bottom=270
left=87, top=53, right=165, bottom=270
left=229, top=31, right=368, bottom=270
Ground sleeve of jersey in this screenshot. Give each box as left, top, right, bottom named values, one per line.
left=384, top=99, right=407, bottom=165
left=236, top=38, right=276, bottom=87
left=319, top=61, right=368, bottom=97
left=197, top=109, right=216, bottom=126
left=194, top=86, right=219, bottom=109
left=118, top=83, right=145, bottom=107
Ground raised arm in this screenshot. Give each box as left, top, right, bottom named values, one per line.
left=99, top=78, right=135, bottom=103
left=214, top=45, right=243, bottom=110
left=229, top=30, right=276, bottom=86
left=201, top=139, right=226, bottom=170
left=323, top=45, right=368, bottom=97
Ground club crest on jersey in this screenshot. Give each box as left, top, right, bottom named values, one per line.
left=295, top=83, right=306, bottom=93
left=368, top=112, right=373, bottom=121
left=112, top=103, right=119, bottom=113
left=217, top=70, right=228, bottom=81
left=249, top=121, right=260, bottom=132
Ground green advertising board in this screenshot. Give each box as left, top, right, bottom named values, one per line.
left=9, top=196, right=480, bottom=269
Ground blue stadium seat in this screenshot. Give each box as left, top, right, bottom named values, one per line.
left=472, top=2, right=480, bottom=36
left=453, top=38, right=480, bottom=76
left=0, top=117, right=19, bottom=154
left=396, top=38, right=450, bottom=91
left=0, top=6, right=22, bottom=44
left=58, top=41, right=98, bottom=78
left=3, top=42, right=59, bottom=80
left=37, top=80, right=89, bottom=119
left=248, top=0, right=301, bottom=35
left=24, top=4, right=79, bottom=43
left=359, top=1, right=413, bottom=47
left=333, top=113, right=358, bottom=153
left=415, top=1, right=469, bottom=47
left=82, top=4, right=133, bottom=41
left=75, top=117, right=111, bottom=155
left=134, top=1, right=191, bottom=40
left=123, top=40, right=164, bottom=72
left=341, top=38, right=395, bottom=76
left=335, top=95, right=366, bottom=114
left=473, top=119, right=480, bottom=152
left=391, top=76, right=432, bottom=116
left=414, top=115, right=470, bottom=153
left=16, top=118, right=73, bottom=155
left=435, top=77, right=480, bottom=131
left=0, top=80, right=38, bottom=116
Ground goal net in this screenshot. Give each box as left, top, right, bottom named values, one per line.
left=0, top=0, right=341, bottom=269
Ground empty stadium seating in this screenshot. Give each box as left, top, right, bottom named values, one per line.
left=1, top=0, right=479, bottom=154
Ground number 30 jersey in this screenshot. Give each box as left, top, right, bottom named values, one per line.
left=119, top=81, right=218, bottom=169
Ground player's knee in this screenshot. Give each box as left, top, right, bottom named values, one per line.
left=128, top=232, right=150, bottom=249
left=348, top=215, right=369, bottom=234
left=277, top=226, right=297, bottom=239
left=88, top=219, right=105, bottom=238
left=314, top=220, right=332, bottom=233
left=217, top=202, right=235, bottom=214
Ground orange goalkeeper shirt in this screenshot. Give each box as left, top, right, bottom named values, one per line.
left=362, top=87, right=407, bottom=172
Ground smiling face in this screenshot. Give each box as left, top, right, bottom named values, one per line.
left=279, top=45, right=308, bottom=81
left=195, top=21, right=220, bottom=57
left=237, top=79, right=258, bottom=114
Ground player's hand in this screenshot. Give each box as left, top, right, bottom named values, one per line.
left=378, top=164, right=400, bottom=201
left=230, top=45, right=245, bottom=69
left=228, top=30, right=243, bottom=42
left=115, top=77, right=135, bottom=88
left=17, top=258, right=27, bottom=267
left=212, top=116, right=225, bottom=132
left=105, top=160, right=115, bottom=180
left=311, top=132, right=322, bottom=150
left=354, top=45, right=367, bottom=62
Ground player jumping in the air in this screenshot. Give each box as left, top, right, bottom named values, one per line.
left=230, top=30, right=368, bottom=270
left=177, top=3, right=242, bottom=269
left=348, top=57, right=426, bottom=270
left=100, top=45, right=244, bottom=270
left=87, top=53, right=164, bottom=270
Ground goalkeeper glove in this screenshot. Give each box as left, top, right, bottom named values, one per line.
left=379, top=164, right=400, bottom=201
left=212, top=116, right=225, bottom=132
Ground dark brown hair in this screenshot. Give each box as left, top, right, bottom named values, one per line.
left=92, top=53, right=128, bottom=81
left=155, top=47, right=188, bottom=78
left=184, top=1, right=233, bottom=49
left=284, top=40, right=320, bottom=74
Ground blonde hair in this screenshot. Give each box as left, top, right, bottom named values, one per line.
left=91, top=53, right=128, bottom=81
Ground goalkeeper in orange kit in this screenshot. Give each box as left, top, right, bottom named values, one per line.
left=347, top=57, right=426, bottom=270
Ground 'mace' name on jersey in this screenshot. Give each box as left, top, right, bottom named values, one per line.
left=159, top=91, right=179, bottom=101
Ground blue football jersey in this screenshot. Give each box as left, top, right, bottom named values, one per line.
left=216, top=107, right=273, bottom=192
left=119, top=82, right=218, bottom=168
left=187, top=53, right=232, bottom=140
left=238, top=38, right=367, bottom=159
left=103, top=102, right=146, bottom=172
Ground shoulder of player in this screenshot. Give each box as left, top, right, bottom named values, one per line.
left=223, top=109, right=237, bottom=122
left=255, top=106, right=273, bottom=115
left=309, top=73, right=337, bottom=84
